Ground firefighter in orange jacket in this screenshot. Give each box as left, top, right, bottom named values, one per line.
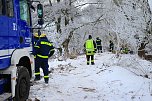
left=84, top=35, right=96, bottom=65
left=33, top=34, right=55, bottom=84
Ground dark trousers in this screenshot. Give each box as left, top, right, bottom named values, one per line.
left=86, top=55, right=94, bottom=65
left=97, top=46, right=102, bottom=53
left=35, top=57, right=49, bottom=82
left=109, top=47, right=114, bottom=52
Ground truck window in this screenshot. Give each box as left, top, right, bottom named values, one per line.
left=0, top=0, right=2, bottom=15
left=0, top=0, right=6, bottom=15
left=0, top=0, right=14, bottom=16
left=6, top=0, right=14, bottom=17
left=19, top=0, right=30, bottom=25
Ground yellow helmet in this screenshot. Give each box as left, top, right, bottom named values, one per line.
left=40, top=33, right=46, bottom=38
left=34, top=33, right=39, bottom=37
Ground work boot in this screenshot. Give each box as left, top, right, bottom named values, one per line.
left=44, top=81, right=49, bottom=86
left=91, top=62, right=95, bottom=65
left=45, top=78, right=49, bottom=84
left=45, top=80, right=48, bottom=84
left=34, top=77, right=40, bottom=81
left=34, top=76, right=41, bottom=81
left=87, top=63, right=89, bottom=65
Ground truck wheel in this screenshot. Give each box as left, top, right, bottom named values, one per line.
left=15, top=66, right=30, bottom=101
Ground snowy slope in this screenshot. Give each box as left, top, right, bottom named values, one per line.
left=28, top=53, right=152, bottom=101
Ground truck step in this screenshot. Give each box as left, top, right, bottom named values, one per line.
left=0, top=93, right=12, bottom=100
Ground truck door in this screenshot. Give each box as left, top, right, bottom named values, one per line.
left=8, top=0, right=20, bottom=50
left=0, top=0, right=10, bottom=69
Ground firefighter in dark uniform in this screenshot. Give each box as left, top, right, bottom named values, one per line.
left=84, top=35, right=96, bottom=65
left=109, top=40, right=114, bottom=52
left=33, top=30, right=41, bottom=45
left=96, top=37, right=102, bottom=53
left=33, top=31, right=41, bottom=56
left=34, top=34, right=55, bottom=84
left=33, top=33, right=40, bottom=72
left=33, top=33, right=39, bottom=45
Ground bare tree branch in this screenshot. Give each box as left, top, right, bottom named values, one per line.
left=75, top=3, right=103, bottom=8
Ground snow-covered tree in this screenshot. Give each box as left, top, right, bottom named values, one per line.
left=31, top=0, right=152, bottom=59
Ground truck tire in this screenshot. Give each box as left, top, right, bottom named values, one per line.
left=14, top=66, right=30, bottom=101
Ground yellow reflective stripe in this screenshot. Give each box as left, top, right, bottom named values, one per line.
left=91, top=60, right=94, bottom=62
left=44, top=76, right=49, bottom=78
left=97, top=45, right=101, bottom=46
left=50, top=49, right=55, bottom=51
left=87, top=61, right=89, bottom=63
left=34, top=46, right=40, bottom=48
left=35, top=72, right=40, bottom=75
left=34, top=56, right=36, bottom=58
left=41, top=41, right=52, bottom=46
left=34, top=36, right=39, bottom=38
left=37, top=54, right=48, bottom=58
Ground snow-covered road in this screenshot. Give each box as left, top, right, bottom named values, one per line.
left=28, top=53, right=152, bottom=101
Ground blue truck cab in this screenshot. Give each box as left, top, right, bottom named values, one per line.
left=0, top=0, right=43, bottom=100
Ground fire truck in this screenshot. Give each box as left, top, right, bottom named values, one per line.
left=0, top=0, right=43, bottom=100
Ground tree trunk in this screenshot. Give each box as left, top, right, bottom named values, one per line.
left=57, top=16, right=61, bottom=33
left=62, top=39, right=70, bottom=59
left=62, top=31, right=74, bottom=59
left=49, top=0, right=52, bottom=6
left=138, top=42, right=149, bottom=59
left=57, top=0, right=60, bottom=3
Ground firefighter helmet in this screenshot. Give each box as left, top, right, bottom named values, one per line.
left=34, top=33, right=39, bottom=37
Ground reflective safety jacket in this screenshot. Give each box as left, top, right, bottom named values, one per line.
left=121, top=47, right=129, bottom=54
left=84, top=39, right=96, bottom=55
left=34, top=37, right=55, bottom=59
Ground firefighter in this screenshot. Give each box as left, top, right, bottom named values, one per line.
left=84, top=35, right=96, bottom=65
left=33, top=33, right=40, bottom=69
left=96, top=37, right=102, bottom=53
left=109, top=40, right=114, bottom=52
left=34, top=34, right=55, bottom=84
left=33, top=32, right=41, bottom=74
left=33, top=33, right=39, bottom=45
left=33, top=30, right=41, bottom=45
left=33, top=33, right=40, bottom=56
left=120, top=45, right=129, bottom=54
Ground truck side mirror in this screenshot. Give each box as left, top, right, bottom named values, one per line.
left=37, top=3, right=43, bottom=18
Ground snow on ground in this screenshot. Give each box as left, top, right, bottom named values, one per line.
left=28, top=52, right=152, bottom=101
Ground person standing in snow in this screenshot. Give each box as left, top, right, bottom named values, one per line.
left=96, top=37, right=102, bottom=53
left=84, top=35, right=96, bottom=65
left=34, top=33, right=55, bottom=84
left=33, top=32, right=40, bottom=76
left=33, top=33, right=40, bottom=45
left=109, top=40, right=114, bottom=52
left=33, top=30, right=41, bottom=57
